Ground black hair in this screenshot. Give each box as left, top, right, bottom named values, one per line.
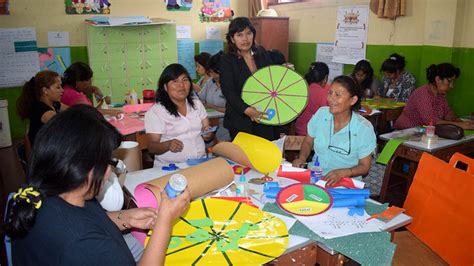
left=226, top=17, right=257, bottom=54
left=4, top=105, right=122, bottom=239
left=352, top=60, right=374, bottom=90
left=194, top=52, right=211, bottom=71
left=17, top=70, right=60, bottom=120
left=156, top=64, right=195, bottom=117
left=268, top=49, right=286, bottom=65
left=332, top=75, right=362, bottom=111
left=304, top=62, right=329, bottom=84
left=426, top=63, right=460, bottom=83
left=208, top=51, right=224, bottom=74
left=380, top=53, right=406, bottom=73
left=62, top=62, right=93, bottom=89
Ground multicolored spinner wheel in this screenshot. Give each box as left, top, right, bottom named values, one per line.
left=147, top=198, right=289, bottom=265
left=276, top=184, right=333, bottom=216
left=242, top=65, right=308, bottom=125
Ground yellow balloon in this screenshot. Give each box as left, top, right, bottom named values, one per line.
left=233, top=132, right=282, bottom=174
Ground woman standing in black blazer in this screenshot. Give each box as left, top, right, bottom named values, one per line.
left=220, top=17, right=284, bottom=141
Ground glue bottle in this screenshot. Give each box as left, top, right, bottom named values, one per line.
left=235, top=172, right=248, bottom=197
left=165, top=174, right=187, bottom=198
left=310, top=156, right=323, bottom=184
left=130, top=89, right=138, bottom=105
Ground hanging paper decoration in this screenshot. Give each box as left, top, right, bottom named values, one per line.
left=165, top=0, right=192, bottom=11
left=146, top=198, right=288, bottom=265
left=200, top=0, right=233, bottom=23
left=242, top=65, right=309, bottom=126
left=65, top=0, right=111, bottom=15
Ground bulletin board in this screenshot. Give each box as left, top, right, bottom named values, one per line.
left=87, top=22, right=177, bottom=103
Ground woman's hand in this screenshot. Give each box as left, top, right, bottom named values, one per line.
left=123, top=208, right=159, bottom=230
left=324, top=168, right=351, bottom=186
left=244, top=106, right=266, bottom=123
left=292, top=158, right=307, bottom=168
left=156, top=189, right=190, bottom=226
left=168, top=139, right=184, bottom=153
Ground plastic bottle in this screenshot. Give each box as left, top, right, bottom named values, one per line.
left=235, top=172, right=248, bottom=197
left=130, top=89, right=138, bottom=105
left=310, top=156, right=323, bottom=184
left=164, top=174, right=187, bottom=198
left=426, top=119, right=435, bottom=137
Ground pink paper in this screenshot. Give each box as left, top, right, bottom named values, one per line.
left=132, top=183, right=160, bottom=244
left=108, top=115, right=144, bottom=136
left=123, top=103, right=153, bottom=113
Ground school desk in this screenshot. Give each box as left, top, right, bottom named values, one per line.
left=362, top=98, right=405, bottom=135
left=378, top=127, right=474, bottom=202
left=124, top=164, right=412, bottom=265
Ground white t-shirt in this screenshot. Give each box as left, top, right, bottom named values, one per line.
left=144, top=98, right=207, bottom=166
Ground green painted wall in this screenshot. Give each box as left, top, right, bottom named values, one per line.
left=0, top=46, right=88, bottom=139
left=2, top=44, right=472, bottom=139
left=288, top=42, right=473, bottom=117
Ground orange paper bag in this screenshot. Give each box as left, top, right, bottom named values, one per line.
left=404, top=152, right=474, bottom=265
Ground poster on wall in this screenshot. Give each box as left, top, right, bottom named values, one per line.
left=65, top=0, right=111, bottom=15
left=316, top=43, right=344, bottom=83
left=333, top=5, right=369, bottom=65
left=38, top=48, right=72, bottom=75
left=0, top=28, right=40, bottom=88
left=165, top=0, right=192, bottom=11
left=177, top=39, right=197, bottom=80
left=0, top=0, right=9, bottom=15
left=199, top=0, right=233, bottom=22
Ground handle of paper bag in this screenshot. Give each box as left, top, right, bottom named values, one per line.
left=449, top=152, right=474, bottom=175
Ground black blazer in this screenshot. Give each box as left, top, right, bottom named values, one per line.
left=220, top=47, right=282, bottom=140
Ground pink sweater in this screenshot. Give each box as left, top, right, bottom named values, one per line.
left=295, top=83, right=330, bottom=136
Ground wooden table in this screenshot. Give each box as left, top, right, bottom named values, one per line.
left=378, top=128, right=474, bottom=202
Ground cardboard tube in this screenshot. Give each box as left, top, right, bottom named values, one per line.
left=212, top=142, right=254, bottom=169
left=113, top=141, right=142, bottom=172
left=134, top=158, right=234, bottom=209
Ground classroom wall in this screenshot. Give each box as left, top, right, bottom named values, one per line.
left=0, top=0, right=247, bottom=138
left=273, top=0, right=473, bottom=117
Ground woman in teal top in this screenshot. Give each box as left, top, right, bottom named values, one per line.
left=292, top=75, right=376, bottom=186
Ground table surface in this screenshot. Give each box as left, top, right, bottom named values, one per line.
left=124, top=162, right=412, bottom=255
left=379, top=127, right=474, bottom=152
left=108, top=108, right=224, bottom=136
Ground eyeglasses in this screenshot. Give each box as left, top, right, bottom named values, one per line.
left=444, top=78, right=455, bottom=85
left=328, top=118, right=351, bottom=155
left=108, top=158, right=127, bottom=174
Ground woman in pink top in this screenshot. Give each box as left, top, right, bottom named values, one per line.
left=395, top=63, right=474, bottom=130
left=61, top=62, right=120, bottom=117
left=295, top=62, right=330, bottom=135
left=145, top=64, right=215, bottom=167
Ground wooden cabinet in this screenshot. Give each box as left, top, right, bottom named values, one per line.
left=250, top=17, right=289, bottom=60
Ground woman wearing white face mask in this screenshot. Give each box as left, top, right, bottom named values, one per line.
left=220, top=17, right=286, bottom=141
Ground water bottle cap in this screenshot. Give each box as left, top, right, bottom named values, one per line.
left=169, top=174, right=187, bottom=191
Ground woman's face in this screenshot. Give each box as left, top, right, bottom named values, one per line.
left=209, top=70, right=220, bottom=84
left=231, top=27, right=254, bottom=52
left=165, top=73, right=191, bottom=102
left=196, top=63, right=207, bottom=76
left=354, top=70, right=367, bottom=84
left=76, top=78, right=94, bottom=94
left=435, top=75, right=455, bottom=95
left=327, top=82, right=357, bottom=115
left=44, top=77, right=63, bottom=102
left=383, top=71, right=400, bottom=82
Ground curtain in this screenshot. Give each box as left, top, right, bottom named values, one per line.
left=249, top=0, right=267, bottom=18
left=370, top=0, right=406, bottom=20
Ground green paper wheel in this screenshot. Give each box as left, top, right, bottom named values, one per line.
left=242, top=65, right=309, bottom=125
